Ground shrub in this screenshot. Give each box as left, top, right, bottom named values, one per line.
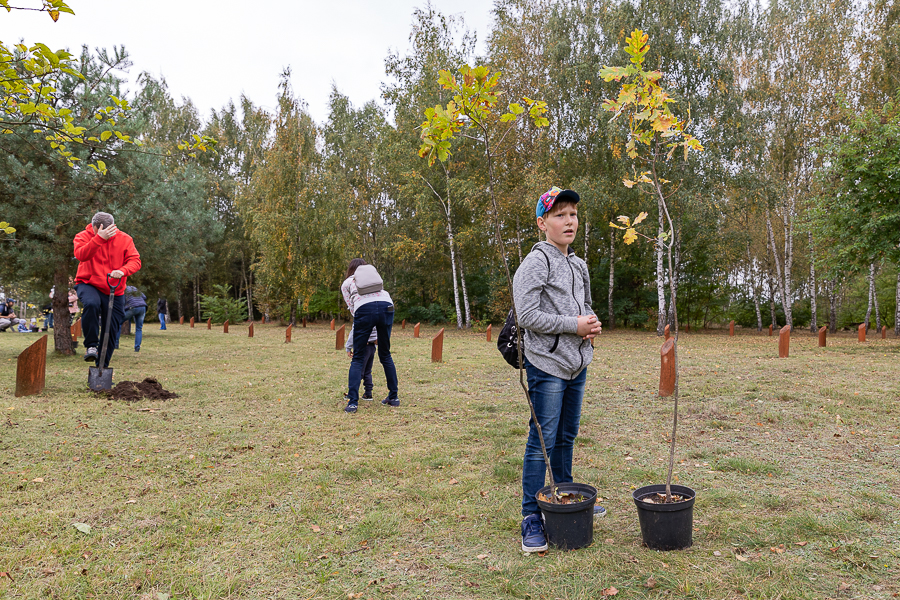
left=200, top=284, right=248, bottom=324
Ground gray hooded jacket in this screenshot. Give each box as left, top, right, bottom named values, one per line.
left=512, top=241, right=595, bottom=380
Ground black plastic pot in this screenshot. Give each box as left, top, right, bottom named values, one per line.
left=536, top=482, right=597, bottom=550
left=633, top=484, right=695, bottom=551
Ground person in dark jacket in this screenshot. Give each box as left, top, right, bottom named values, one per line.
left=122, top=285, right=147, bottom=352
left=157, top=297, right=168, bottom=330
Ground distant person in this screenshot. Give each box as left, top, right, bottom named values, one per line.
left=341, top=259, right=399, bottom=414
left=121, top=285, right=147, bottom=352
left=341, top=259, right=377, bottom=403
left=68, top=288, right=79, bottom=320
left=0, top=299, right=26, bottom=332
left=73, top=211, right=142, bottom=368
left=157, top=296, right=168, bottom=330
left=513, top=187, right=601, bottom=553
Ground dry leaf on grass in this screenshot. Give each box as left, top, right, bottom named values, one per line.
left=770, top=544, right=786, bottom=554
left=476, top=554, right=488, bottom=559
left=347, top=593, right=364, bottom=599
left=735, top=554, right=748, bottom=562
left=601, top=586, right=619, bottom=596
left=0, top=572, right=14, bottom=581
left=449, top=478, right=459, bottom=485
left=839, top=582, right=852, bottom=591
left=311, top=525, right=321, bottom=532
left=795, top=541, right=808, bottom=546
left=645, top=577, right=657, bottom=589
left=72, top=523, right=91, bottom=534
left=32, top=477, right=43, bottom=483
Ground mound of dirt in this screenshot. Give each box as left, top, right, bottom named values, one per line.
left=96, top=378, right=178, bottom=402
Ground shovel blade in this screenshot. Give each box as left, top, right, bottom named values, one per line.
left=88, top=366, right=113, bottom=391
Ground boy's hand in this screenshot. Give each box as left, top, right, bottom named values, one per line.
left=576, top=315, right=602, bottom=339
left=346, top=350, right=353, bottom=359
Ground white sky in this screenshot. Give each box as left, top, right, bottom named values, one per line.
left=1, top=0, right=493, bottom=124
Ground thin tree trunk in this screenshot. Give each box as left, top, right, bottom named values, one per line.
left=748, top=243, right=762, bottom=331
left=873, top=264, right=882, bottom=331
left=866, top=262, right=875, bottom=332
left=583, top=221, right=590, bottom=260
left=52, top=263, right=73, bottom=355
left=515, top=214, right=524, bottom=265
left=766, top=250, right=777, bottom=328
left=895, top=270, right=900, bottom=336
left=290, top=301, right=296, bottom=326
left=766, top=210, right=789, bottom=328
left=246, top=259, right=253, bottom=322
left=447, top=216, right=463, bottom=329
left=667, top=231, right=680, bottom=327
left=194, top=274, right=200, bottom=320
left=177, top=294, right=183, bottom=322
left=608, top=234, right=615, bottom=330
left=459, top=259, right=471, bottom=327
left=783, top=198, right=795, bottom=330
left=656, top=199, right=666, bottom=335
left=808, top=231, right=817, bottom=333
left=828, top=279, right=837, bottom=334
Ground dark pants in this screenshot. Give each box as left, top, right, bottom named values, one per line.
left=358, top=342, right=376, bottom=395
left=347, top=302, right=398, bottom=404
left=521, top=356, right=587, bottom=517
left=76, top=283, right=125, bottom=368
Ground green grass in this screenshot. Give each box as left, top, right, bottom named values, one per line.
left=1, top=324, right=899, bottom=599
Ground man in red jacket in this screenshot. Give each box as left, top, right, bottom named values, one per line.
left=74, top=212, right=142, bottom=367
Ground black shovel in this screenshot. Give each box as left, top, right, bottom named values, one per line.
left=88, top=274, right=120, bottom=391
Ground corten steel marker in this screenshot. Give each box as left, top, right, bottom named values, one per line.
left=336, top=324, right=345, bottom=350
left=659, top=338, right=675, bottom=397
left=207, top=318, right=212, bottom=330
left=882, top=325, right=887, bottom=339
left=302, top=317, right=307, bottom=328
left=779, top=325, right=790, bottom=358
left=15, top=335, right=47, bottom=397
left=414, top=323, right=420, bottom=338
left=729, top=320, right=735, bottom=337
left=664, top=324, right=670, bottom=340
left=248, top=323, right=254, bottom=338
left=223, top=320, right=229, bottom=334
left=285, top=324, right=292, bottom=343
left=330, top=319, right=335, bottom=331
left=432, top=328, right=444, bottom=363
left=179, top=316, right=184, bottom=325
left=486, top=324, right=492, bottom=342
left=402, top=319, right=406, bottom=330
left=769, top=324, right=773, bottom=336
left=190, top=317, right=195, bottom=328
left=818, top=325, right=827, bottom=347
left=858, top=323, right=866, bottom=342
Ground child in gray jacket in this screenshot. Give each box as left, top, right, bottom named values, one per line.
left=512, top=187, right=602, bottom=553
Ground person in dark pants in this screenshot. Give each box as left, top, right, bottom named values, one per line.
left=157, top=297, right=168, bottom=330
left=121, top=285, right=147, bottom=352
left=73, top=212, right=142, bottom=368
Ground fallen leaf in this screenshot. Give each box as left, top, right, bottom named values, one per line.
left=311, top=525, right=321, bottom=532
left=488, top=566, right=500, bottom=572
left=32, top=477, right=44, bottom=483
left=72, top=522, right=91, bottom=534
left=713, top=551, right=721, bottom=556
left=465, top=581, right=479, bottom=588
left=605, top=538, right=614, bottom=544
left=316, top=554, right=327, bottom=560
left=476, top=554, right=488, bottom=560
left=770, top=544, right=785, bottom=554
left=645, top=577, right=657, bottom=589
left=839, top=582, right=851, bottom=591
left=156, top=594, right=170, bottom=600
left=347, top=593, right=364, bottom=599
left=0, top=572, right=13, bottom=581
left=735, top=554, right=748, bottom=562
left=795, top=541, right=808, bottom=546
left=125, top=499, right=136, bottom=504
left=449, top=478, right=459, bottom=485
left=873, top=585, right=883, bottom=592
left=601, top=586, right=619, bottom=596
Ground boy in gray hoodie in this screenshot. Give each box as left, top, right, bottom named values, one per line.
left=513, top=186, right=602, bottom=552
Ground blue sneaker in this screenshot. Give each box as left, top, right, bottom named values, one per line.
left=521, top=514, right=548, bottom=552
left=594, top=504, right=607, bottom=518
left=344, top=403, right=358, bottom=414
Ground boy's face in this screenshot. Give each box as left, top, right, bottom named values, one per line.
left=537, top=202, right=578, bottom=250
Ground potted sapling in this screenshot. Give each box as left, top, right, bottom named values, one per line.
left=601, top=29, right=704, bottom=550
left=419, top=66, right=597, bottom=550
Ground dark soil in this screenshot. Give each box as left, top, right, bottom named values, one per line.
left=96, top=378, right=178, bottom=402
left=639, top=492, right=692, bottom=504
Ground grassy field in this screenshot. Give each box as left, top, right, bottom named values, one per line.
left=1, top=322, right=899, bottom=599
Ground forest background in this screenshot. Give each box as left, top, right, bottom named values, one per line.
left=2, top=0, right=899, bottom=355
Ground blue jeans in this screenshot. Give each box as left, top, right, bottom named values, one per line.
left=159, top=312, right=166, bottom=329
left=521, top=356, right=587, bottom=517
left=76, top=283, right=125, bottom=369
left=123, top=306, right=146, bottom=350
left=347, top=302, right=398, bottom=404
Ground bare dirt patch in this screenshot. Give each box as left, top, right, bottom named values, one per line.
left=96, top=377, right=178, bottom=401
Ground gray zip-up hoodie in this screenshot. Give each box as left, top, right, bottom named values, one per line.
left=512, top=241, right=595, bottom=380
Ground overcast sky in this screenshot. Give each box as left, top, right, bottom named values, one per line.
left=1, top=0, right=493, bottom=124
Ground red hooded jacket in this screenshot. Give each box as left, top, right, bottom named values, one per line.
left=73, top=224, right=142, bottom=295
